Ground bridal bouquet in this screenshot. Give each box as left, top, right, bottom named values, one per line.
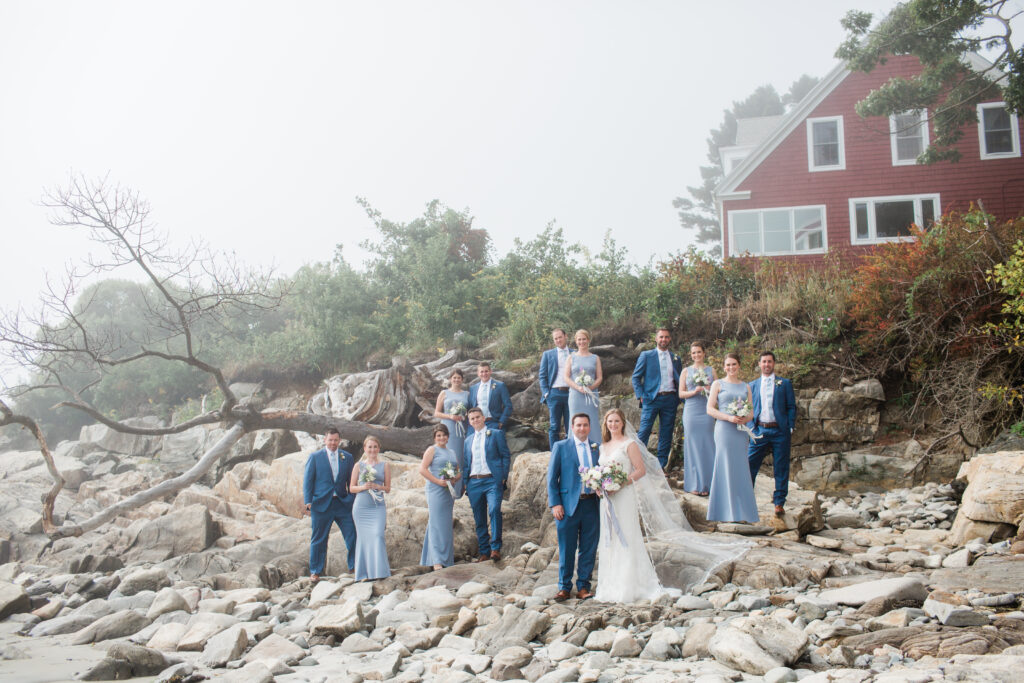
left=574, top=371, right=599, bottom=407
left=580, top=462, right=629, bottom=547
left=724, top=398, right=761, bottom=440
left=439, top=461, right=460, bottom=497
left=359, top=466, right=385, bottom=503
left=449, top=402, right=468, bottom=438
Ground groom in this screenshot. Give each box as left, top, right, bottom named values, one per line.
left=747, top=351, right=797, bottom=517
left=632, top=328, right=683, bottom=469
left=547, top=413, right=601, bottom=601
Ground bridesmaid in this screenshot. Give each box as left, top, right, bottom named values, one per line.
left=349, top=436, right=392, bottom=581
left=679, top=341, right=716, bottom=496
left=434, top=369, right=470, bottom=457
left=419, top=425, right=462, bottom=570
left=565, top=329, right=603, bottom=444
left=705, top=353, right=759, bottom=523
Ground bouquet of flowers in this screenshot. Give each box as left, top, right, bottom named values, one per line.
left=439, top=461, right=460, bottom=497
left=692, top=367, right=711, bottom=394
left=448, top=401, right=468, bottom=438
left=580, top=462, right=629, bottom=547
left=724, top=397, right=761, bottom=440
left=574, top=371, right=599, bottom=407
left=359, top=465, right=385, bottom=503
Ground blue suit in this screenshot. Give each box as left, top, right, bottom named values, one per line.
left=746, top=376, right=797, bottom=507
left=547, top=436, right=601, bottom=592
left=538, top=347, right=571, bottom=449
left=632, top=348, right=684, bottom=468
left=468, top=380, right=512, bottom=430
left=303, top=448, right=358, bottom=574
left=462, top=428, right=512, bottom=555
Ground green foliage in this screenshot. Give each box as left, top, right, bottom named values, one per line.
left=674, top=77, right=819, bottom=253
left=981, top=238, right=1024, bottom=407
left=836, top=1, right=1023, bottom=163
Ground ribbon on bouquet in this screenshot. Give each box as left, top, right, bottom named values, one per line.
left=737, top=422, right=762, bottom=441
left=603, top=496, right=629, bottom=548
left=579, top=386, right=599, bottom=408
left=453, top=420, right=465, bottom=439
left=368, top=489, right=385, bottom=505
left=444, top=479, right=456, bottom=497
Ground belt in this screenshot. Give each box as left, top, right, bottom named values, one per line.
left=579, top=493, right=597, bottom=500
left=657, top=391, right=676, bottom=396
left=758, top=421, right=779, bottom=428
left=551, top=387, right=569, bottom=392
left=470, top=474, right=492, bottom=480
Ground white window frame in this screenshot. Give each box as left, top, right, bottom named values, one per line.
left=727, top=205, right=828, bottom=257
left=806, top=116, right=846, bottom=172
left=977, top=102, right=1021, bottom=159
left=889, top=109, right=929, bottom=166
left=848, top=193, right=940, bottom=245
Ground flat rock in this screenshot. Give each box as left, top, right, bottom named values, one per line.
left=709, top=628, right=782, bottom=675
left=72, top=609, right=151, bottom=645
left=930, top=557, right=1024, bottom=594
left=147, top=622, right=190, bottom=650
left=117, top=567, right=171, bottom=596
left=310, top=599, right=364, bottom=638
left=219, top=661, right=274, bottom=683
left=309, top=580, right=347, bottom=608
left=199, top=624, right=248, bottom=668
left=491, top=645, right=533, bottom=680
left=0, top=582, right=30, bottom=620
left=818, top=577, right=927, bottom=607
left=243, top=633, right=307, bottom=667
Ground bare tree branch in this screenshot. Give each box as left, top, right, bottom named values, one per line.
left=0, top=399, right=64, bottom=533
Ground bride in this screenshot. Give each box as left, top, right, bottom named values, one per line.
left=594, top=408, right=750, bottom=603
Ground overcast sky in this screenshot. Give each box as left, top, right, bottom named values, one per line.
left=1, top=0, right=923, bottom=316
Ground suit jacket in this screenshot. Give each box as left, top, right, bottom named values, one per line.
left=748, top=376, right=797, bottom=433
left=462, top=428, right=512, bottom=484
left=538, top=347, right=565, bottom=405
left=631, top=348, right=683, bottom=402
left=547, top=437, right=600, bottom=518
left=468, top=379, right=512, bottom=426
left=303, top=448, right=355, bottom=513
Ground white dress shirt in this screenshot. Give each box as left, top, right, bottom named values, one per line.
left=657, top=349, right=676, bottom=393
left=553, top=348, right=570, bottom=388
left=576, top=437, right=593, bottom=493
left=477, top=382, right=492, bottom=418
left=472, top=431, right=491, bottom=476
left=759, top=375, right=776, bottom=423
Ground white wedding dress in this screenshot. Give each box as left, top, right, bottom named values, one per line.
left=594, top=427, right=753, bottom=604
left=594, top=441, right=666, bottom=603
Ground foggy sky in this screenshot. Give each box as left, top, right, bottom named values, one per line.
left=0, top=0, right=920, bottom=318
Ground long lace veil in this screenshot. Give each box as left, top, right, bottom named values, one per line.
left=624, top=421, right=752, bottom=592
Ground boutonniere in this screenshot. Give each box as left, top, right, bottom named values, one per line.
left=589, top=443, right=597, bottom=449
left=486, top=429, right=492, bottom=436
left=775, top=379, right=783, bottom=387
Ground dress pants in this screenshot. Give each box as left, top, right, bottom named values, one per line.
left=556, top=496, right=600, bottom=592
left=747, top=425, right=791, bottom=506
left=637, top=394, right=680, bottom=468
left=309, top=496, right=357, bottom=575
left=546, top=389, right=570, bottom=449
left=466, top=476, right=503, bottom=554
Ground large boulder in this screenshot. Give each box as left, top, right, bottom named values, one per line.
left=125, top=504, right=218, bottom=562
left=0, top=582, right=29, bottom=619
left=79, top=416, right=165, bottom=457
left=950, top=451, right=1024, bottom=544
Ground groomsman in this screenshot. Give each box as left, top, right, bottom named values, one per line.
left=547, top=413, right=601, bottom=601
left=463, top=408, right=512, bottom=562
left=302, top=428, right=357, bottom=581
left=469, top=362, right=512, bottom=431
left=538, top=328, right=572, bottom=449
left=746, top=351, right=797, bottom=516
left=631, top=328, right=683, bottom=469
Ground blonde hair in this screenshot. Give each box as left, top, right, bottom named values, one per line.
left=574, top=328, right=591, bottom=342
left=362, top=435, right=382, bottom=450
left=601, top=408, right=627, bottom=443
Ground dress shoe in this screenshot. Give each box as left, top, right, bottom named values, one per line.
left=554, top=589, right=571, bottom=601
left=490, top=550, right=502, bottom=562
left=774, top=504, right=785, bottom=517
left=309, top=573, right=320, bottom=584
left=476, top=554, right=490, bottom=563
left=576, top=588, right=594, bottom=600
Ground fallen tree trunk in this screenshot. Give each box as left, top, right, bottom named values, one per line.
left=257, top=410, right=435, bottom=454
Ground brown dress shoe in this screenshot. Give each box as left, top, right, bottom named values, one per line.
left=554, top=589, right=571, bottom=601
left=476, top=554, right=490, bottom=563
left=576, top=588, right=594, bottom=600
left=490, top=550, right=502, bottom=562
left=774, top=505, right=785, bottom=517
left=309, top=573, right=320, bottom=584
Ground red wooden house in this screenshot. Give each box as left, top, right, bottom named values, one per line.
left=714, top=54, right=1024, bottom=261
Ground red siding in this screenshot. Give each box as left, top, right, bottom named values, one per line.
left=722, top=55, right=1024, bottom=262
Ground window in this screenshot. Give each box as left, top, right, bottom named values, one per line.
left=806, top=116, right=845, bottom=171
left=889, top=110, right=929, bottom=165
left=978, top=102, right=1021, bottom=159
left=849, top=194, right=939, bottom=244
left=728, top=205, right=827, bottom=256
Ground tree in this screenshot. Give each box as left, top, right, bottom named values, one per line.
left=0, top=175, right=435, bottom=538
left=836, top=0, right=1023, bottom=163
left=674, top=77, right=819, bottom=256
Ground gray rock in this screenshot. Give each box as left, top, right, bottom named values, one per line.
left=682, top=622, right=717, bottom=658
left=146, top=622, right=190, bottom=650
left=817, top=577, right=927, bottom=607
left=640, top=638, right=677, bottom=661
left=351, top=651, right=403, bottom=680
left=675, top=595, right=714, bottom=610
left=308, top=579, right=348, bottom=608
left=548, top=640, right=585, bottom=661
left=609, top=631, right=641, bottom=658
left=922, top=597, right=990, bottom=626
left=126, top=504, right=218, bottom=563
left=153, top=662, right=194, bottom=683
left=199, top=624, right=248, bottom=668
left=452, top=653, right=491, bottom=673
left=176, top=613, right=239, bottom=651
left=709, top=615, right=807, bottom=675
left=71, top=609, right=151, bottom=645
left=29, top=613, right=96, bottom=637
left=145, top=587, right=190, bottom=620
left=536, top=665, right=580, bottom=683
left=709, top=628, right=781, bottom=675
left=491, top=645, right=533, bottom=680
left=583, top=629, right=614, bottom=651
left=0, top=582, right=30, bottom=620
left=219, top=661, right=274, bottom=683
left=764, top=667, right=798, bottom=683
left=105, top=643, right=169, bottom=675
left=843, top=379, right=885, bottom=401
left=342, top=633, right=384, bottom=653
left=310, top=599, right=364, bottom=638
left=117, top=567, right=170, bottom=596
left=79, top=417, right=164, bottom=456
left=243, top=633, right=307, bottom=667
